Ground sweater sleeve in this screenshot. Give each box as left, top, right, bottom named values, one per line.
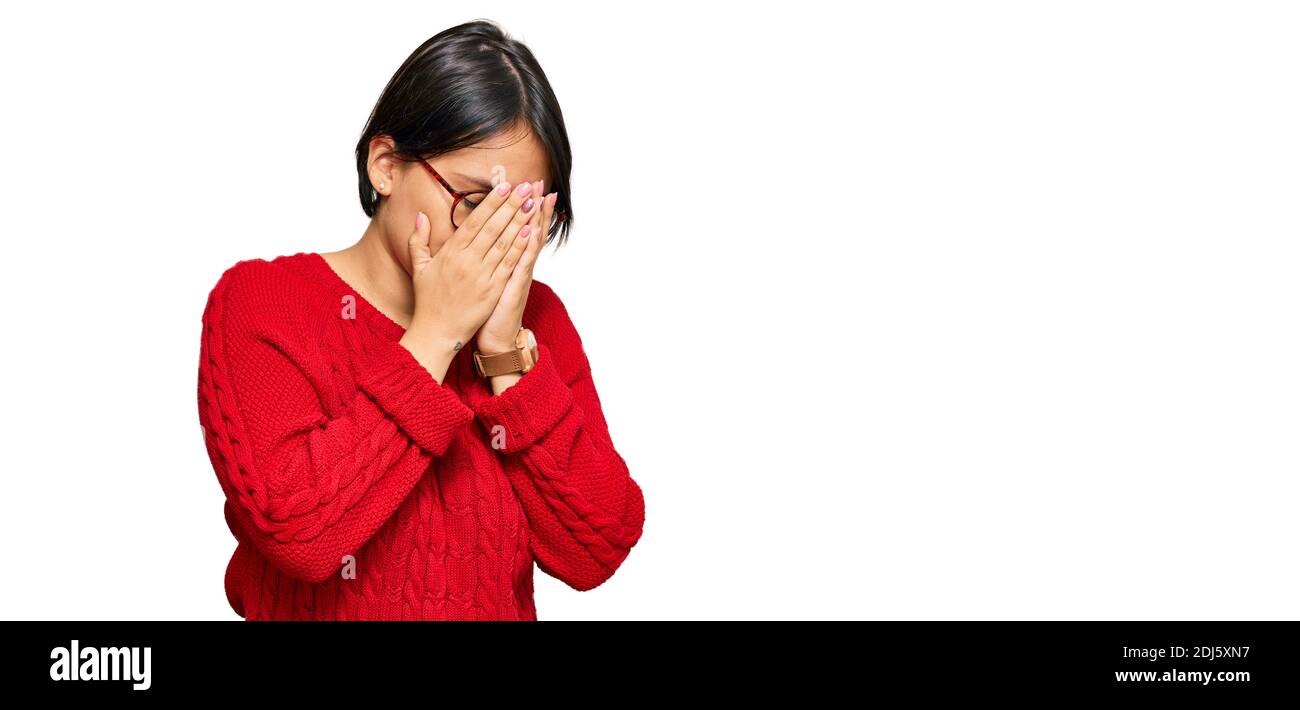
left=467, top=282, right=646, bottom=592
left=197, top=260, right=475, bottom=584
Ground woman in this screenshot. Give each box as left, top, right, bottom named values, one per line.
left=196, top=20, right=645, bottom=620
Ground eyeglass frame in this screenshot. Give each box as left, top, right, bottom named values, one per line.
left=416, top=158, right=566, bottom=237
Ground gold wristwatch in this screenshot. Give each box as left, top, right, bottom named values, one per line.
left=473, top=327, right=538, bottom=377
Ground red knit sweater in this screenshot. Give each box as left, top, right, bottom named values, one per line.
left=196, top=251, right=645, bottom=620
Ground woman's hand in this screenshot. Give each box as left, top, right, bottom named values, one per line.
left=399, top=180, right=536, bottom=381
left=476, top=179, right=556, bottom=354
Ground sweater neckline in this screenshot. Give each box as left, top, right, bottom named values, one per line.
left=301, top=251, right=408, bottom=341
left=295, top=251, right=482, bottom=388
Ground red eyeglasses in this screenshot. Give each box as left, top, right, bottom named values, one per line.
left=417, top=158, right=566, bottom=237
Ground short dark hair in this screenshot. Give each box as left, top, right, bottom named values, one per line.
left=354, top=19, right=573, bottom=248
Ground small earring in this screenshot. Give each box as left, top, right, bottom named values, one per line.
left=378, top=181, right=385, bottom=189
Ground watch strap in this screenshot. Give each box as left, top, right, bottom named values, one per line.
left=474, top=348, right=528, bottom=377
left=473, top=328, right=537, bottom=377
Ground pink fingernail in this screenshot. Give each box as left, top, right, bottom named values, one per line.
left=522, top=197, right=534, bottom=213
left=515, top=182, right=532, bottom=197
left=496, top=182, right=512, bottom=196
left=520, top=225, right=531, bottom=238
left=415, top=212, right=425, bottom=229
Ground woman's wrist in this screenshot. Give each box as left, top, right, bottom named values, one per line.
left=399, top=320, right=465, bottom=385
left=487, top=371, right=523, bottom=395
left=475, top=336, right=516, bottom=355
left=476, top=331, right=531, bottom=394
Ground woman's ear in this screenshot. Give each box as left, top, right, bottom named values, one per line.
left=367, top=136, right=399, bottom=194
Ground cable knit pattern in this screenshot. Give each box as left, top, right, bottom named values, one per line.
left=196, top=251, right=645, bottom=620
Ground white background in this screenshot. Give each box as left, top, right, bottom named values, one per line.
left=1, top=1, right=1296, bottom=620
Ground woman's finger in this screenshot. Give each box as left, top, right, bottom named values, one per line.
left=496, top=182, right=543, bottom=284
left=452, top=180, right=513, bottom=248
left=494, top=219, right=533, bottom=283
left=517, top=203, right=543, bottom=277
left=521, top=184, right=543, bottom=271
left=470, top=181, right=534, bottom=260
left=526, top=186, right=547, bottom=268
left=482, top=182, right=540, bottom=268
left=540, top=189, right=555, bottom=248
left=407, top=210, right=432, bottom=270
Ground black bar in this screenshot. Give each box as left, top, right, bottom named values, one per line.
left=1, top=620, right=1291, bottom=697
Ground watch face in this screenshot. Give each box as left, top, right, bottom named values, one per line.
left=525, top=330, right=536, bottom=348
